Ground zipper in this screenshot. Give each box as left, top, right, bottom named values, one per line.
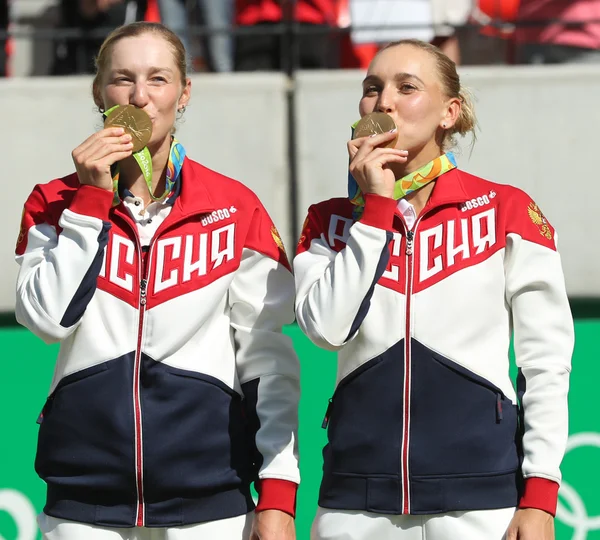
left=133, top=242, right=151, bottom=527
left=401, top=227, right=415, bottom=514
left=400, top=209, right=427, bottom=515
left=113, top=206, right=204, bottom=527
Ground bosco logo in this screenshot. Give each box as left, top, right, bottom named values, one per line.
left=201, top=206, right=237, bottom=226
left=556, top=432, right=600, bottom=540
left=461, top=190, right=496, bottom=212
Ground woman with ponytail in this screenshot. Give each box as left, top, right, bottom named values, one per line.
left=294, top=39, right=572, bottom=540
left=15, top=21, right=299, bottom=540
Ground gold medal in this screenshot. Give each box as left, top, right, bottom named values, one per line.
left=104, top=104, right=153, bottom=153
left=353, top=112, right=398, bottom=149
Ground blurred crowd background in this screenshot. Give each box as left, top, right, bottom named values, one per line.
left=2, top=0, right=600, bottom=78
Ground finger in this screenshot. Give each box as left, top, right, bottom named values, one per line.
left=76, top=136, right=133, bottom=165
left=90, top=147, right=134, bottom=168
left=73, top=127, right=126, bottom=158
left=351, top=129, right=398, bottom=150
left=351, top=130, right=399, bottom=163
left=351, top=149, right=408, bottom=172
left=347, top=130, right=398, bottom=160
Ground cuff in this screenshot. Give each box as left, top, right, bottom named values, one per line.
left=518, top=477, right=560, bottom=516
left=359, top=194, right=397, bottom=230
left=255, top=479, right=298, bottom=518
left=70, top=185, right=114, bottom=221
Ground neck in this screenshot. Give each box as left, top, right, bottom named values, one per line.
left=119, top=136, right=172, bottom=205
left=390, top=141, right=444, bottom=217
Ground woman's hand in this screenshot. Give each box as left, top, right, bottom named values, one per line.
left=250, top=510, right=295, bottom=540
left=347, top=130, right=408, bottom=199
left=72, top=127, right=134, bottom=191
left=505, top=508, right=555, bottom=540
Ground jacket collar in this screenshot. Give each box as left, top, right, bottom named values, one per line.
left=112, top=157, right=218, bottom=225
left=424, top=168, right=471, bottom=210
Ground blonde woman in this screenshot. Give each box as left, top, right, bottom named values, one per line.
left=294, top=40, right=573, bottom=540
left=16, top=21, right=299, bottom=540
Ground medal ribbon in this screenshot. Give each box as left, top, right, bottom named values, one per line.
left=103, top=105, right=186, bottom=206
left=347, top=121, right=457, bottom=218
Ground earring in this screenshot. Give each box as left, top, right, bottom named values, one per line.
left=178, top=106, right=187, bottom=113
left=442, top=123, right=447, bottom=129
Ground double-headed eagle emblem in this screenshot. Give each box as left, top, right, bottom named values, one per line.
left=527, top=202, right=553, bottom=240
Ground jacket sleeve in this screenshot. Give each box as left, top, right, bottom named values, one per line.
left=15, top=184, right=114, bottom=344
left=504, top=192, right=574, bottom=517
left=228, top=199, right=300, bottom=517
left=293, top=194, right=396, bottom=350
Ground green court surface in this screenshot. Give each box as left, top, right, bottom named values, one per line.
left=1, top=322, right=599, bottom=539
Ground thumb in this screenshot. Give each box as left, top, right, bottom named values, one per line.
left=505, top=525, right=518, bottom=540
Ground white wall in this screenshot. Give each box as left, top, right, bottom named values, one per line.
left=1, top=65, right=599, bottom=312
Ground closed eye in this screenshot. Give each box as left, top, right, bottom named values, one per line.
left=363, top=85, right=380, bottom=96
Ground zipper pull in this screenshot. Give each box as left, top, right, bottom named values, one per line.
left=140, top=279, right=148, bottom=306
left=322, top=399, right=333, bottom=429
left=406, top=230, right=414, bottom=256
left=496, top=393, right=503, bottom=423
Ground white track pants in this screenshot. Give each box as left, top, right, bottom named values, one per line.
left=38, top=512, right=253, bottom=540
left=312, top=507, right=516, bottom=540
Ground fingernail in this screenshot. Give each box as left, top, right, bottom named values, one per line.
left=389, top=128, right=397, bottom=133
left=369, top=133, right=377, bottom=138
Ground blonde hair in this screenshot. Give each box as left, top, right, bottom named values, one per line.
left=92, top=22, right=188, bottom=110
left=379, top=39, right=477, bottom=150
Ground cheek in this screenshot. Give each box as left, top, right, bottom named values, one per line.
left=400, top=94, right=436, bottom=123
left=102, top=86, right=126, bottom=107
left=358, top=97, right=376, bottom=116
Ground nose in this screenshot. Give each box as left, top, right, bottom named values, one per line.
left=376, top=85, right=395, bottom=114
left=130, top=82, right=150, bottom=109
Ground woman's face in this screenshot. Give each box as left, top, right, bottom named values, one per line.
left=99, top=34, right=191, bottom=148
left=359, top=44, right=455, bottom=155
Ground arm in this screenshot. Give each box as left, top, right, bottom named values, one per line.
left=15, top=185, right=113, bottom=344
left=229, top=202, right=300, bottom=518
left=15, top=126, right=133, bottom=344
left=294, top=194, right=396, bottom=350
left=294, top=128, right=407, bottom=350
left=504, top=195, right=573, bottom=518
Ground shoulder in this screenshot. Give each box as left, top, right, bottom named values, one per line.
left=23, top=172, right=79, bottom=219
left=29, top=173, right=79, bottom=204
left=458, top=170, right=557, bottom=250
left=306, top=197, right=354, bottom=222
left=297, top=197, right=354, bottom=255
left=184, top=158, right=264, bottom=209
left=457, top=170, right=538, bottom=207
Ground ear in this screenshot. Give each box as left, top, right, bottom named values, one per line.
left=92, top=78, right=104, bottom=111
left=440, top=96, right=461, bottom=130
left=178, top=78, right=192, bottom=110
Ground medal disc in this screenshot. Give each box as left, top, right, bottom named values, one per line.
left=353, top=112, right=398, bottom=149
left=104, top=105, right=153, bottom=153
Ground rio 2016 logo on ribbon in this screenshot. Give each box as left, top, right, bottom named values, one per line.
left=557, top=433, right=600, bottom=540
left=0, top=489, right=37, bottom=540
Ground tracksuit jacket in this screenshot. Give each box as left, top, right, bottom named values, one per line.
left=294, top=168, right=573, bottom=517
left=15, top=157, right=300, bottom=528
